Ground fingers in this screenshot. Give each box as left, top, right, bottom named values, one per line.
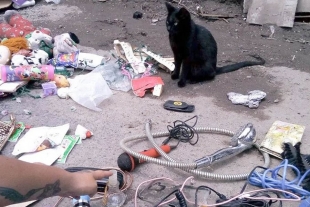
left=92, top=170, right=113, bottom=180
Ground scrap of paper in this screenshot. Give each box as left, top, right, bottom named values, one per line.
left=12, top=123, right=70, bottom=156
left=18, top=148, right=63, bottom=165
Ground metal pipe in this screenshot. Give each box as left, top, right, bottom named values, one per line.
left=119, top=122, right=270, bottom=181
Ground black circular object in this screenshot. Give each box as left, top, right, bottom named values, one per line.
left=133, top=11, right=143, bottom=19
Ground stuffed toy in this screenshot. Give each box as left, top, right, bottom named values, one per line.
left=0, top=37, right=29, bottom=54
left=0, top=45, right=11, bottom=65
left=0, top=10, right=51, bottom=39
left=53, top=32, right=79, bottom=57
left=11, top=54, right=43, bottom=66
left=26, top=30, right=53, bottom=50
left=29, top=49, right=49, bottom=65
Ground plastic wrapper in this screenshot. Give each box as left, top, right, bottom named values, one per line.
left=93, top=62, right=131, bottom=92
left=68, top=72, right=113, bottom=111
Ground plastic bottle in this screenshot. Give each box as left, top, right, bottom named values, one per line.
left=104, top=170, right=126, bottom=207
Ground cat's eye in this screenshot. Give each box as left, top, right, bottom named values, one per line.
left=174, top=22, right=178, bottom=26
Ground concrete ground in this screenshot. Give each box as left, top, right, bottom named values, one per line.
left=0, top=0, right=310, bottom=207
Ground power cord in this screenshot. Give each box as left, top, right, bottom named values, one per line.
left=195, top=184, right=281, bottom=207
left=248, top=159, right=310, bottom=198
left=163, top=115, right=199, bottom=147
left=153, top=189, right=187, bottom=207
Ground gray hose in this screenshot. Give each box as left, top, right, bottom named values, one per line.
left=119, top=122, right=270, bottom=181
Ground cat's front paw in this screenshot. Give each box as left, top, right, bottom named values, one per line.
left=177, top=80, right=186, bottom=87
left=171, top=72, right=179, bottom=80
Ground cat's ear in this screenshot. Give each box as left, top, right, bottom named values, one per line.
left=177, top=7, right=190, bottom=20
left=165, top=2, right=176, bottom=14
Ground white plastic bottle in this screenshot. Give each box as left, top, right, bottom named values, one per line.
left=105, top=170, right=126, bottom=207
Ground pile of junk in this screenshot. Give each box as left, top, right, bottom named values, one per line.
left=1, top=7, right=310, bottom=207
left=0, top=10, right=175, bottom=111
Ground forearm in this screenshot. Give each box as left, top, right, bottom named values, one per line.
left=0, top=156, right=73, bottom=206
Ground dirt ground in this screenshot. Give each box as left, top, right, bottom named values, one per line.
left=0, top=0, right=310, bottom=207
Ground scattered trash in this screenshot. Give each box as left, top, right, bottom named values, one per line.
left=274, top=99, right=279, bottom=103
left=49, top=50, right=106, bottom=70
left=19, top=147, right=62, bottom=165
left=131, top=76, right=164, bottom=97
left=75, top=124, right=93, bottom=140
left=151, top=19, right=158, bottom=23
left=114, top=40, right=146, bottom=74
left=23, top=109, right=31, bottom=115
left=0, top=115, right=16, bottom=152
left=260, top=121, right=305, bottom=159
left=57, top=87, right=70, bottom=99
left=8, top=122, right=25, bottom=142
left=42, top=82, right=57, bottom=97
left=67, top=71, right=113, bottom=111
left=57, top=135, right=79, bottom=163
left=15, top=97, right=21, bottom=103
left=13, top=0, right=35, bottom=9
left=133, top=11, right=143, bottom=19
left=95, top=63, right=132, bottom=92
left=0, top=65, right=55, bottom=82
left=1, top=110, right=8, bottom=116
left=12, top=123, right=70, bottom=155
left=140, top=46, right=175, bottom=72
left=45, top=0, right=61, bottom=4
left=70, top=106, right=77, bottom=112
left=18, top=136, right=80, bottom=165
left=227, top=90, right=266, bottom=108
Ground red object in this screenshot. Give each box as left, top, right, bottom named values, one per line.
left=138, top=145, right=171, bottom=163
left=131, top=76, right=164, bottom=97
left=117, top=145, right=172, bottom=171
left=86, top=131, right=92, bottom=138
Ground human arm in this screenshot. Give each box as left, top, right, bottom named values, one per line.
left=0, top=155, right=112, bottom=206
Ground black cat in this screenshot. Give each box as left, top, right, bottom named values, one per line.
left=165, top=2, right=265, bottom=87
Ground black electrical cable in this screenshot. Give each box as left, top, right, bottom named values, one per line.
left=195, top=186, right=227, bottom=206
left=153, top=189, right=187, bottom=207
left=194, top=182, right=283, bottom=207
left=163, top=115, right=199, bottom=147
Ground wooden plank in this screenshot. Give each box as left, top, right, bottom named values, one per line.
left=297, top=0, right=310, bottom=13
left=243, top=0, right=253, bottom=14
left=246, top=0, right=298, bottom=28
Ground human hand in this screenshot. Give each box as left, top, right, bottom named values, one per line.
left=63, top=170, right=113, bottom=198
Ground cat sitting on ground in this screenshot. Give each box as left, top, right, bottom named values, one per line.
left=165, top=2, right=265, bottom=87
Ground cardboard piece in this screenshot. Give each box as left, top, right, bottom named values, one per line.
left=259, top=121, right=305, bottom=159
left=247, top=0, right=299, bottom=28
left=0, top=81, right=28, bottom=93
left=297, top=0, right=310, bottom=13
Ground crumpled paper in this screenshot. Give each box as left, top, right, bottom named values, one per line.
left=227, top=90, right=266, bottom=109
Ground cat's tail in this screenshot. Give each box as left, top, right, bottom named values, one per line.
left=216, top=55, right=265, bottom=74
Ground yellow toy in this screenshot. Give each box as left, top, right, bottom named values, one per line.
left=53, top=74, right=70, bottom=88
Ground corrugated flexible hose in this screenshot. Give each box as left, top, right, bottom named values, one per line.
left=119, top=121, right=270, bottom=181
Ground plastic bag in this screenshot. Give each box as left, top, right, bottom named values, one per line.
left=94, top=62, right=132, bottom=92
left=68, top=72, right=113, bottom=111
